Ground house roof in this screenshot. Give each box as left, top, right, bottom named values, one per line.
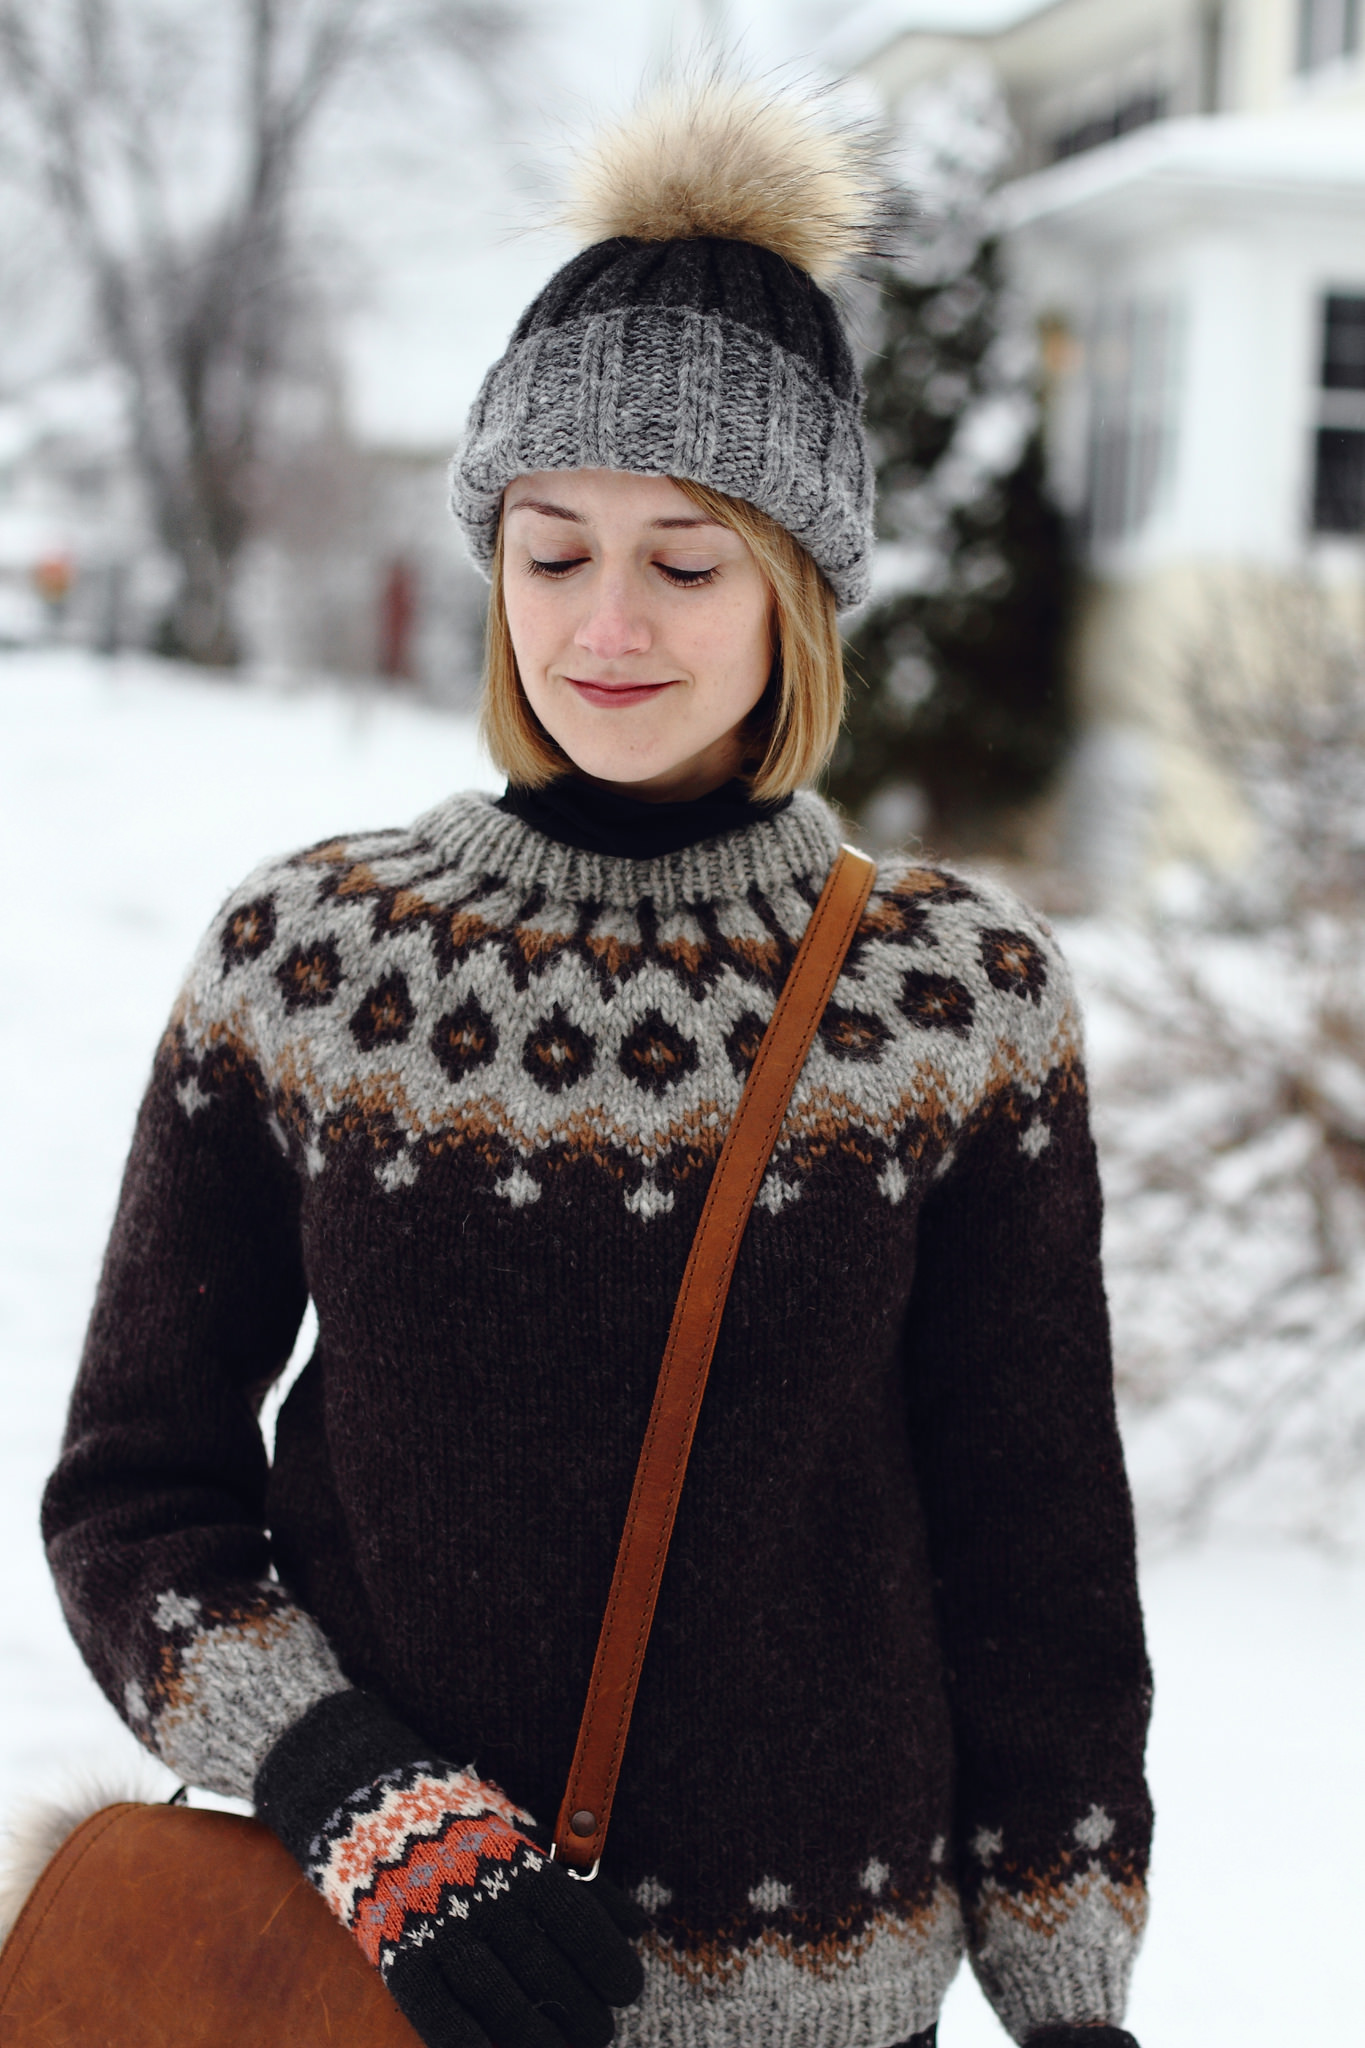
left=819, top=0, right=1048, bottom=71
left=998, top=112, right=1365, bottom=236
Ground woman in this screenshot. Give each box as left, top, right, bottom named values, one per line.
left=43, top=80, right=1151, bottom=2048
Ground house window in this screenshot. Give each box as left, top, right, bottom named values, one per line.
left=1311, top=296, right=1365, bottom=532
left=1313, top=432, right=1365, bottom=530
left=1087, top=299, right=1181, bottom=546
left=1199, top=3, right=1226, bottom=113
left=1320, top=293, right=1365, bottom=388
left=1297, top=0, right=1360, bottom=71
left=1052, top=91, right=1168, bottom=163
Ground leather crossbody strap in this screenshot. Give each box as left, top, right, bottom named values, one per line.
left=552, top=844, right=877, bottom=1873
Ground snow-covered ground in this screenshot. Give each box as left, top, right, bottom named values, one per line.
left=1, top=648, right=1361, bottom=2044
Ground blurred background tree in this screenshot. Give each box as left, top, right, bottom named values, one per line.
left=1076, top=575, right=1365, bottom=1542
left=831, top=69, right=1075, bottom=855
left=0, top=0, right=516, bottom=666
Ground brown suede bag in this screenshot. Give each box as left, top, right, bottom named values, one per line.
left=0, top=1802, right=418, bottom=2046
left=0, top=849, right=876, bottom=2046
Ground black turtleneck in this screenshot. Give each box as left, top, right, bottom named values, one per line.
left=495, top=777, right=792, bottom=859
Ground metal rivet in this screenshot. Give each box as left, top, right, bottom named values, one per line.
left=570, top=1809, right=597, bottom=1837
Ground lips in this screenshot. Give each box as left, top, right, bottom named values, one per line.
left=566, top=677, right=678, bottom=709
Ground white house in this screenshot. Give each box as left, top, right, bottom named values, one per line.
left=844, top=0, right=1365, bottom=880
left=0, top=370, right=158, bottom=654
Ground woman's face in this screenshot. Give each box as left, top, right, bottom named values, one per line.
left=501, top=469, right=774, bottom=801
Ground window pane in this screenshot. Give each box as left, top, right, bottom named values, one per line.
left=1299, top=0, right=1361, bottom=68
left=1052, top=91, right=1167, bottom=163
left=1087, top=299, right=1180, bottom=544
left=1200, top=2, right=1225, bottom=113
left=1322, top=296, right=1365, bottom=390
left=1312, top=428, right=1365, bottom=531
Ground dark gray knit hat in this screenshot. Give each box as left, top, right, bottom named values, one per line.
left=451, top=81, right=880, bottom=609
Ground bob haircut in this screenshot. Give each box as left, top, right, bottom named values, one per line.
left=479, top=478, right=846, bottom=803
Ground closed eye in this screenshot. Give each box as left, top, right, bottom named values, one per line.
left=528, top=556, right=588, bottom=578
left=658, top=564, right=718, bottom=587
left=527, top=557, right=719, bottom=587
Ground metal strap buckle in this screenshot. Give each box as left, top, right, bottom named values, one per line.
left=549, top=1841, right=601, bottom=1882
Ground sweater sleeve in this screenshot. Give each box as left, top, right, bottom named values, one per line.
left=900, top=927, right=1152, bottom=2044
left=41, top=884, right=349, bottom=1799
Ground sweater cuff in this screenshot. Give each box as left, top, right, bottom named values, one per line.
left=968, top=1866, right=1147, bottom=2044
left=122, top=1582, right=348, bottom=1799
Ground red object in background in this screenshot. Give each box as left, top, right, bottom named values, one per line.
left=33, top=553, right=74, bottom=606
left=378, top=558, right=417, bottom=680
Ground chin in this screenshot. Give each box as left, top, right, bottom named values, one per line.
left=592, top=765, right=679, bottom=793
left=554, top=737, right=683, bottom=788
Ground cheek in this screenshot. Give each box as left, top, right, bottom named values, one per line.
left=501, top=574, right=555, bottom=679
left=698, top=584, right=773, bottom=711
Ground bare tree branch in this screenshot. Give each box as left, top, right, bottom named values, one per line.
left=0, top=0, right=519, bottom=663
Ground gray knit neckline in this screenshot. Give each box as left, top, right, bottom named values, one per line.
left=413, top=788, right=845, bottom=909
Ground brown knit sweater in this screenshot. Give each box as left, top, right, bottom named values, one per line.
left=43, top=789, right=1151, bottom=2047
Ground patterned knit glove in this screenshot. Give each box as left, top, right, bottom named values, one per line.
left=255, top=1690, right=646, bottom=2048
left=1026, top=2029, right=1140, bottom=2047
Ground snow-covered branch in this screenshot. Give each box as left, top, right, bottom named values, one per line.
left=1076, top=577, right=1365, bottom=1543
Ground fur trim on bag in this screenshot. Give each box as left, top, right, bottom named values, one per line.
left=0, top=1784, right=153, bottom=1946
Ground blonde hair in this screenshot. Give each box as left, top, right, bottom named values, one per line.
left=479, top=479, right=845, bottom=802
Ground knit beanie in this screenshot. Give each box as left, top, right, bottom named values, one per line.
left=450, top=79, right=883, bottom=609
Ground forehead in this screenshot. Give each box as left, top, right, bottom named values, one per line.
left=502, top=468, right=718, bottom=527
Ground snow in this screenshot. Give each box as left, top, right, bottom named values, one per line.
left=943, top=1539, right=1365, bottom=2047
left=0, top=648, right=499, bottom=1806
left=2, top=647, right=1363, bottom=2043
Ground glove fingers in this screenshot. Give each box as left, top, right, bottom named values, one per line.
left=526, top=1868, right=646, bottom=2010
left=386, top=1953, right=495, bottom=2048
left=440, top=1934, right=577, bottom=2048
left=1027, top=2032, right=1140, bottom=2048
left=480, top=1907, right=616, bottom=2048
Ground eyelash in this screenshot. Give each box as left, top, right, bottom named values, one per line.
left=527, top=557, right=718, bottom=588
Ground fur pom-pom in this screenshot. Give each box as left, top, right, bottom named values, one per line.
left=565, top=75, right=886, bottom=288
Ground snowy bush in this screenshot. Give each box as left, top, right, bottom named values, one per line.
left=1075, top=579, right=1365, bottom=1543
left=833, top=66, right=1074, bottom=851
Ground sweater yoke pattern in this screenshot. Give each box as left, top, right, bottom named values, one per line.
left=169, top=792, right=1081, bottom=1222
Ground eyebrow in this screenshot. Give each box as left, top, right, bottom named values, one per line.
left=505, top=498, right=722, bottom=531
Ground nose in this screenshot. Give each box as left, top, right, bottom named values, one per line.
left=573, top=570, right=652, bottom=663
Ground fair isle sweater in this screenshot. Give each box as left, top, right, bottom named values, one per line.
left=43, top=788, right=1152, bottom=2048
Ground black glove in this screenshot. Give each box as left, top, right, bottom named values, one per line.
left=1027, top=2030, right=1140, bottom=2047
left=256, top=1689, right=646, bottom=2048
